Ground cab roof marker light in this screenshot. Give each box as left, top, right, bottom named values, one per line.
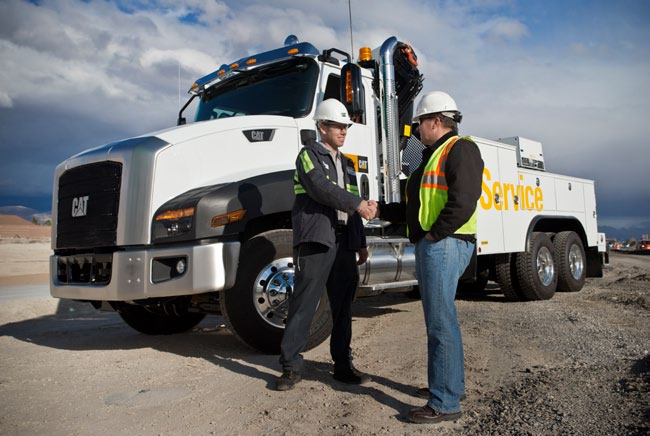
left=246, top=58, right=257, bottom=65
left=190, top=41, right=320, bottom=93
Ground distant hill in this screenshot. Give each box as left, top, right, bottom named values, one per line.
left=600, top=224, right=650, bottom=242
left=0, top=214, right=52, bottom=239
left=0, top=205, right=52, bottom=224
left=0, top=215, right=33, bottom=225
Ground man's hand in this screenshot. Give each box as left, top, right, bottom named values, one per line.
left=356, top=200, right=376, bottom=220
left=367, top=200, right=380, bottom=219
left=357, top=247, right=369, bottom=265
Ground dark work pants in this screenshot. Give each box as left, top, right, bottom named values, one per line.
left=327, top=231, right=359, bottom=370
left=279, top=230, right=359, bottom=372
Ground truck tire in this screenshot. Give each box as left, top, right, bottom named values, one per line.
left=553, top=231, right=586, bottom=292
left=117, top=303, right=206, bottom=335
left=516, top=232, right=557, bottom=300
left=495, top=254, right=525, bottom=301
left=220, top=229, right=332, bottom=354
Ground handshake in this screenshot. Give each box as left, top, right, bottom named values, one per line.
left=356, top=200, right=379, bottom=220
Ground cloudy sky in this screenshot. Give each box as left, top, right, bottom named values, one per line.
left=1, top=0, right=649, bottom=233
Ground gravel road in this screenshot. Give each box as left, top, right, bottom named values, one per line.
left=0, top=251, right=647, bottom=436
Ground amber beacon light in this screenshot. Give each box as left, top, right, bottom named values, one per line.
left=358, top=47, right=372, bottom=62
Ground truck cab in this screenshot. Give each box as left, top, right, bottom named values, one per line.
left=51, top=35, right=423, bottom=353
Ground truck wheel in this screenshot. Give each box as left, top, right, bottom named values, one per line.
left=495, top=254, right=525, bottom=301
left=553, top=231, right=586, bottom=292
left=516, top=232, right=557, bottom=300
left=117, top=303, right=206, bottom=335
left=220, top=229, right=332, bottom=354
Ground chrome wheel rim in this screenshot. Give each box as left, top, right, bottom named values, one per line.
left=537, top=246, right=555, bottom=287
left=568, top=244, right=584, bottom=280
left=253, top=257, right=294, bottom=328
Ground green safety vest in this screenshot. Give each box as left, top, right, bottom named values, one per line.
left=417, top=135, right=478, bottom=235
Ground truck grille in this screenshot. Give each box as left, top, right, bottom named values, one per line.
left=56, top=162, right=122, bottom=249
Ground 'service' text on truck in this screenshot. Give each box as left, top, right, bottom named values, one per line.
left=50, top=35, right=608, bottom=353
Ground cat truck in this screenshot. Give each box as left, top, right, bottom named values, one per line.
left=50, top=35, right=608, bottom=353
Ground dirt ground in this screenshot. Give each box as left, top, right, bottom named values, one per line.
left=0, top=232, right=648, bottom=436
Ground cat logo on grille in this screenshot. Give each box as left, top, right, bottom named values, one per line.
left=72, top=196, right=89, bottom=217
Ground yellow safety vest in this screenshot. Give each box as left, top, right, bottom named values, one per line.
left=418, top=136, right=478, bottom=235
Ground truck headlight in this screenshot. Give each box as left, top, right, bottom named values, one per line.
left=153, top=207, right=195, bottom=239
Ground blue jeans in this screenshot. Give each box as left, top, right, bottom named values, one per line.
left=415, top=236, right=474, bottom=414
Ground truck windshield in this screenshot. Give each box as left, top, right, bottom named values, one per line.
left=194, top=58, right=319, bottom=122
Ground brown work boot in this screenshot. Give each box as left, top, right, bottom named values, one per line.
left=407, top=404, right=462, bottom=424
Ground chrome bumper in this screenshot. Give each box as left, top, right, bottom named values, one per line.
left=50, top=241, right=240, bottom=301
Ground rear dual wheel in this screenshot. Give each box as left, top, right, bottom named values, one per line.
left=495, top=253, right=525, bottom=301
left=553, top=231, right=586, bottom=292
left=496, top=232, right=558, bottom=301
left=516, top=232, right=557, bottom=300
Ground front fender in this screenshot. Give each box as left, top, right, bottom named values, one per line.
left=152, top=170, right=294, bottom=243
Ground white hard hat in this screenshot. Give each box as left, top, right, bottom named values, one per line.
left=413, top=91, right=461, bottom=122
left=313, top=99, right=353, bottom=126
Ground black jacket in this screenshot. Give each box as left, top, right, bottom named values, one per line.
left=382, top=131, right=484, bottom=243
left=292, top=140, right=366, bottom=250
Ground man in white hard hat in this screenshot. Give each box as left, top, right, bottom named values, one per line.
left=275, top=99, right=376, bottom=391
left=379, top=91, right=483, bottom=423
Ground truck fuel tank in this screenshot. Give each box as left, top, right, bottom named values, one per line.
left=357, top=236, right=417, bottom=296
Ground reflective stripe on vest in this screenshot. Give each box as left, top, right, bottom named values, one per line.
left=346, top=183, right=359, bottom=196
left=294, top=171, right=306, bottom=194
left=418, top=136, right=478, bottom=235
left=293, top=149, right=359, bottom=196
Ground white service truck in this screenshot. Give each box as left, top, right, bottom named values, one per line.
left=50, top=35, right=608, bottom=353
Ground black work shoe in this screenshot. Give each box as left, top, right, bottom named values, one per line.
left=275, top=370, right=301, bottom=391
left=407, top=404, right=462, bottom=424
left=333, top=367, right=371, bottom=385
left=415, top=387, right=466, bottom=401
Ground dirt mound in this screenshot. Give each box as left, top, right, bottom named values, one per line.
left=0, top=214, right=33, bottom=225
left=0, top=214, right=52, bottom=239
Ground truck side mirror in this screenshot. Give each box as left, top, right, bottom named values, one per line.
left=177, top=95, right=196, bottom=126
left=340, top=63, right=365, bottom=122
left=300, top=129, right=317, bottom=145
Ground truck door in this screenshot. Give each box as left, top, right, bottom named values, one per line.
left=475, top=139, right=505, bottom=254
left=321, top=70, right=377, bottom=202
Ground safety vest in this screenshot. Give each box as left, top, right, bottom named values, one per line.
left=418, top=135, right=478, bottom=234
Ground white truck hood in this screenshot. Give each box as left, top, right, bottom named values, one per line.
left=53, top=115, right=303, bottom=245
